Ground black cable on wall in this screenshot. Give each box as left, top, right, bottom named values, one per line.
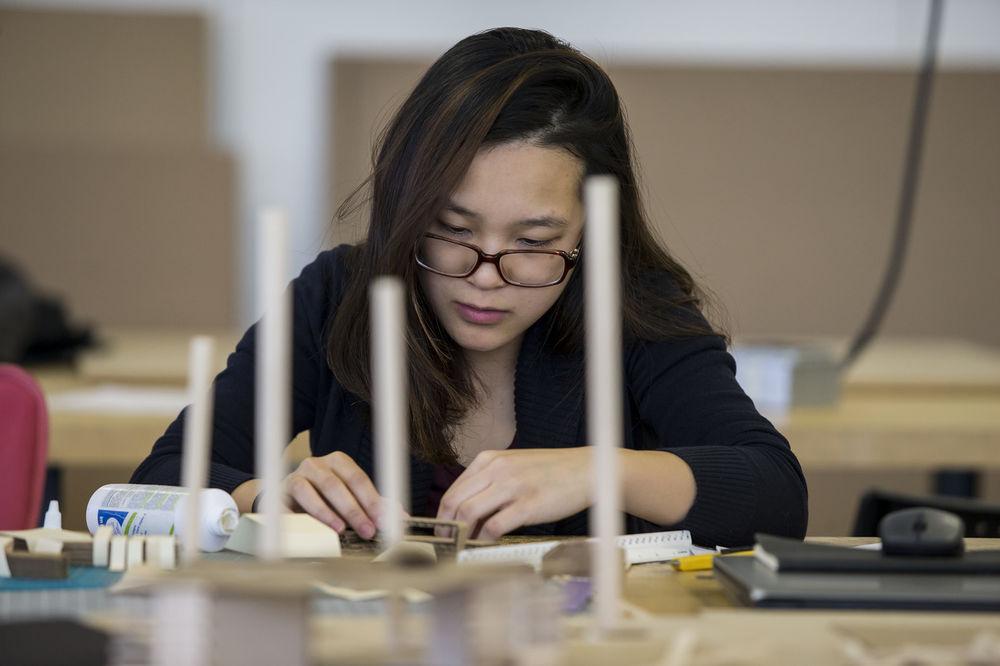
left=842, top=0, right=944, bottom=369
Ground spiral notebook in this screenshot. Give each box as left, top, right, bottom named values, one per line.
left=457, top=530, right=693, bottom=571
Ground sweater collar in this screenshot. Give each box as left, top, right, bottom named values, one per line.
left=401, top=313, right=588, bottom=515
left=513, top=315, right=586, bottom=449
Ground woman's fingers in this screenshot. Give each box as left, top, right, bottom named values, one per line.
left=318, top=475, right=377, bottom=539
left=323, top=451, right=385, bottom=527
left=286, top=475, right=345, bottom=532
left=477, top=503, right=525, bottom=541
left=296, top=458, right=377, bottom=539
left=434, top=466, right=495, bottom=536
left=452, top=483, right=515, bottom=540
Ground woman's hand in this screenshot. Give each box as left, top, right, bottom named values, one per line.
left=284, top=451, right=388, bottom=538
left=435, top=448, right=591, bottom=540
left=239, top=451, right=389, bottom=539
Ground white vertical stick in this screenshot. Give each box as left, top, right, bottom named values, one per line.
left=371, top=277, right=409, bottom=548
left=256, top=208, right=291, bottom=560
left=584, top=175, right=623, bottom=633
left=181, top=335, right=215, bottom=563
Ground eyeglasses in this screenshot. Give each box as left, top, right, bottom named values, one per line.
left=416, top=233, right=581, bottom=288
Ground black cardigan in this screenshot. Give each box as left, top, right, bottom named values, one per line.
left=131, top=245, right=808, bottom=545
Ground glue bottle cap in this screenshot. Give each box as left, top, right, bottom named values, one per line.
left=43, top=500, right=62, bottom=530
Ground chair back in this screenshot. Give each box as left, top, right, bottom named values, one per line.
left=0, top=364, right=48, bottom=529
left=853, top=489, right=1000, bottom=537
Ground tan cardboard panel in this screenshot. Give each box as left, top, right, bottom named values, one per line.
left=0, top=8, right=207, bottom=148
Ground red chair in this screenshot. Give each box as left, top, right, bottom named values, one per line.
left=0, top=364, right=48, bottom=529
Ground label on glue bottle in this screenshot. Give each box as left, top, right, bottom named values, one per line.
left=87, top=483, right=238, bottom=552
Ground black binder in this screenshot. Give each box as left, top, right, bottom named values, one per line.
left=755, top=534, right=1000, bottom=575
left=714, top=536, right=1000, bottom=611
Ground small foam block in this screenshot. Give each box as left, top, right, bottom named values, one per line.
left=126, top=537, right=146, bottom=569
left=225, top=514, right=342, bottom=558
left=147, top=536, right=176, bottom=570
left=0, top=537, right=12, bottom=578
left=93, top=526, right=112, bottom=567
left=34, top=538, right=63, bottom=555
left=142, top=536, right=162, bottom=569
left=109, top=536, right=128, bottom=572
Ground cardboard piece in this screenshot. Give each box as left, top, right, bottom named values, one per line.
left=3, top=548, right=68, bottom=579
left=373, top=540, right=437, bottom=567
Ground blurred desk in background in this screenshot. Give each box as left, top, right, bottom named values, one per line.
left=788, top=393, right=1000, bottom=469
left=34, top=327, right=240, bottom=467
left=794, top=338, right=1000, bottom=534
left=31, top=328, right=306, bottom=529
left=843, top=338, right=1000, bottom=397
left=30, top=330, right=1000, bottom=532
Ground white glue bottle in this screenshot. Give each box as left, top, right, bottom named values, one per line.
left=86, top=483, right=239, bottom=552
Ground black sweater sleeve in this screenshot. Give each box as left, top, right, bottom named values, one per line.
left=129, top=247, right=344, bottom=492
left=625, top=334, right=809, bottom=545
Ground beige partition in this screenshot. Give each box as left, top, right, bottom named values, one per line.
left=329, top=59, right=1000, bottom=535
left=0, top=147, right=235, bottom=327
left=329, top=59, right=1000, bottom=348
left=0, top=8, right=208, bottom=149
left=0, top=8, right=235, bottom=329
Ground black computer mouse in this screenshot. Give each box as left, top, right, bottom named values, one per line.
left=878, top=507, right=965, bottom=557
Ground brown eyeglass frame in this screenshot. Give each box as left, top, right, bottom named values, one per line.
left=416, top=233, right=581, bottom=288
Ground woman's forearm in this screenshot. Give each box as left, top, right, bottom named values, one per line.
left=620, top=449, right=697, bottom=526
left=231, top=479, right=261, bottom=514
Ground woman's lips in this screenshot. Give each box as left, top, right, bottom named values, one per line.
left=454, top=302, right=508, bottom=325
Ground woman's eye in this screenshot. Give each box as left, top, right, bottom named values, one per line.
left=518, top=237, right=553, bottom=248
left=439, top=223, right=469, bottom=236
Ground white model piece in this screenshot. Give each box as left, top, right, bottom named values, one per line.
left=146, top=535, right=177, bottom=570
left=126, top=536, right=146, bottom=569
left=584, top=175, right=625, bottom=634
left=181, top=335, right=215, bottom=561
left=109, top=535, right=128, bottom=572
left=92, top=525, right=112, bottom=567
left=0, top=536, right=11, bottom=577
left=256, top=209, right=291, bottom=561
left=370, top=277, right=409, bottom=548
left=225, top=513, right=341, bottom=559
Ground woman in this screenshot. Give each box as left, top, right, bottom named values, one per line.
left=131, top=27, right=808, bottom=546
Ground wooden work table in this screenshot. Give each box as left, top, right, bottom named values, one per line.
left=3, top=536, right=996, bottom=665
left=628, top=536, right=999, bottom=615
left=608, top=537, right=1000, bottom=665
left=61, top=537, right=996, bottom=665
left=304, top=537, right=1000, bottom=664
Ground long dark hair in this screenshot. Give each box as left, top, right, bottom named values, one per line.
left=329, top=27, right=721, bottom=464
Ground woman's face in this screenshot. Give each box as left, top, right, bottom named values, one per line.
left=418, top=141, right=584, bottom=359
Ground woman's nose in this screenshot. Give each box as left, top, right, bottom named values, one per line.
left=466, top=258, right=505, bottom=289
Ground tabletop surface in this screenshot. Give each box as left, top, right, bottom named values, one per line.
left=3, top=536, right=999, bottom=665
